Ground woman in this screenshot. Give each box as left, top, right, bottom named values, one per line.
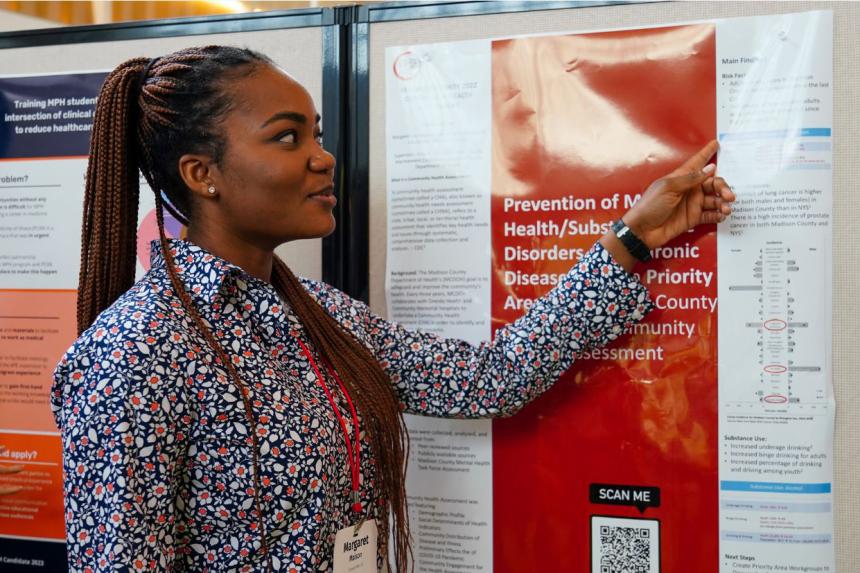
left=51, top=46, right=733, bottom=572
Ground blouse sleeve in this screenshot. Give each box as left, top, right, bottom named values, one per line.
left=341, top=242, right=652, bottom=418
left=51, top=328, right=190, bottom=572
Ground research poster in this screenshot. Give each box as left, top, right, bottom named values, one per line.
left=385, top=11, right=833, bottom=573
left=0, top=70, right=174, bottom=571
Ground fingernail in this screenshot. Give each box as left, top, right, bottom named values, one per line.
left=703, top=164, right=716, bottom=174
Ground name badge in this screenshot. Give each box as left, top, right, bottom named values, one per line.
left=334, top=519, right=378, bottom=573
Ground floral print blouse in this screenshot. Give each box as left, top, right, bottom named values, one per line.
left=51, top=238, right=651, bottom=572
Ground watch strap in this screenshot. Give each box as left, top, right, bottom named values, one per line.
left=611, top=219, right=652, bottom=262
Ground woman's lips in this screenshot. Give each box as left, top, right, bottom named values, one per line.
left=308, top=186, right=336, bottom=207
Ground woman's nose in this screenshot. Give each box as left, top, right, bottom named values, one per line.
left=308, top=149, right=336, bottom=172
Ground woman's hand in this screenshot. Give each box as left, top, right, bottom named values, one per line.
left=600, top=140, right=736, bottom=272
left=625, top=140, right=735, bottom=249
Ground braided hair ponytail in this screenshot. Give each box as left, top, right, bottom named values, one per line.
left=78, top=46, right=412, bottom=572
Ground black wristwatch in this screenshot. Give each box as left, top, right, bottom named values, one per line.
left=611, top=219, right=652, bottom=262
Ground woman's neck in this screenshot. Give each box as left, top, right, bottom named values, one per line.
left=184, top=226, right=274, bottom=283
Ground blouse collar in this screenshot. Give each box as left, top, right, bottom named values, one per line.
left=148, top=238, right=278, bottom=308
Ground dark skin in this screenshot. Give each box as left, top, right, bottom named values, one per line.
left=176, top=63, right=735, bottom=280
left=178, top=64, right=336, bottom=282
left=603, top=140, right=736, bottom=271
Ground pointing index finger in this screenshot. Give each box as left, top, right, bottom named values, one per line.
left=671, top=140, right=719, bottom=176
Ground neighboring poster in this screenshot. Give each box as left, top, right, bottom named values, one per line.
left=385, top=11, right=833, bottom=573
left=0, top=71, right=103, bottom=571
left=0, top=70, right=174, bottom=571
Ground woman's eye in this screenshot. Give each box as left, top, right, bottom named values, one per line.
left=315, top=131, right=324, bottom=144
left=277, top=131, right=296, bottom=144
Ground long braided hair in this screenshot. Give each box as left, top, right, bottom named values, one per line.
left=76, top=46, right=411, bottom=571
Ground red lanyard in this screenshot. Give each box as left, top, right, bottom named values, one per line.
left=294, top=337, right=363, bottom=515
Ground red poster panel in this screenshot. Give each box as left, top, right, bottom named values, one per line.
left=491, top=25, right=717, bottom=572
left=0, top=432, right=65, bottom=540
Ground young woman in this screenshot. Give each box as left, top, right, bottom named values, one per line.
left=51, top=46, right=733, bottom=572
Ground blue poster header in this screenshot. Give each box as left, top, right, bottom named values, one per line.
left=0, top=72, right=107, bottom=160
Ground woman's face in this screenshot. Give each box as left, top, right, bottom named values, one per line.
left=205, top=64, right=336, bottom=248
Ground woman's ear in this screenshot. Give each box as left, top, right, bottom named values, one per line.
left=178, top=153, right=219, bottom=200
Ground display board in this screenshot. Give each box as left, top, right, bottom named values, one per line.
left=1, top=2, right=858, bottom=571
left=368, top=2, right=859, bottom=572
left=0, top=22, right=325, bottom=571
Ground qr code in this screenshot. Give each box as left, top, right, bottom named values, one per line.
left=591, top=516, right=659, bottom=573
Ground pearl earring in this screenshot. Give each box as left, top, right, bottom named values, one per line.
left=207, top=185, right=216, bottom=195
